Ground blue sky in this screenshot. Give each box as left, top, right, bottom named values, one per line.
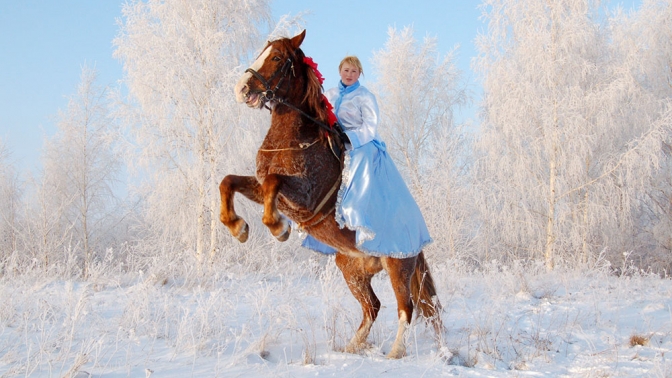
left=0, top=1, right=640, bottom=173
left=0, top=2, right=123, bottom=172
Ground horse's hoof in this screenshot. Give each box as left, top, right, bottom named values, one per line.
left=344, top=344, right=359, bottom=354
left=273, top=218, right=290, bottom=242
left=344, top=341, right=368, bottom=354
left=275, top=224, right=290, bottom=242
left=386, top=344, right=406, bottom=359
left=235, top=221, right=249, bottom=243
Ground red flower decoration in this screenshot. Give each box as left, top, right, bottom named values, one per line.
left=304, top=56, right=338, bottom=128
left=303, top=56, right=324, bottom=85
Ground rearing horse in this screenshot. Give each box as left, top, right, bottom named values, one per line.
left=220, top=30, right=442, bottom=359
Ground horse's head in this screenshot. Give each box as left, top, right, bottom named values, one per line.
left=235, top=30, right=306, bottom=109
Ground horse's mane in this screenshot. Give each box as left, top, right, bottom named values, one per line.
left=299, top=51, right=330, bottom=125
left=276, top=38, right=330, bottom=126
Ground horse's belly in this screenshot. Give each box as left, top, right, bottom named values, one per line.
left=338, top=249, right=370, bottom=259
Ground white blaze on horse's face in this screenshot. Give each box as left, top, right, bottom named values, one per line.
left=234, top=45, right=272, bottom=108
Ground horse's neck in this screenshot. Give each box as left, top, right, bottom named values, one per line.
left=266, top=106, right=318, bottom=142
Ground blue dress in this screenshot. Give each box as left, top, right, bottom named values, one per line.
left=301, top=80, right=432, bottom=258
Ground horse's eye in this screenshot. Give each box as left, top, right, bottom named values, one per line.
left=272, top=56, right=282, bottom=62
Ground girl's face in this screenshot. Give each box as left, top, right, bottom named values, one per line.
left=339, top=62, right=360, bottom=86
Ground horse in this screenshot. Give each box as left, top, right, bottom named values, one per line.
left=219, top=30, right=442, bottom=359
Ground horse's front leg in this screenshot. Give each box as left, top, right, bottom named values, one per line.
left=260, top=174, right=290, bottom=241
left=219, top=175, right=263, bottom=242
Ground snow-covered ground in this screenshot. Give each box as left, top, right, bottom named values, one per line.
left=1, top=255, right=671, bottom=377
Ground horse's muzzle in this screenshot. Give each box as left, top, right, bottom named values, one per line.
left=234, top=76, right=264, bottom=109
left=244, top=92, right=263, bottom=109
left=234, top=74, right=252, bottom=104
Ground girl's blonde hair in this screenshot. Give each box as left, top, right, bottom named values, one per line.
left=339, top=56, right=364, bottom=76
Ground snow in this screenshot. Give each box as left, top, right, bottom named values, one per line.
left=2, top=257, right=672, bottom=377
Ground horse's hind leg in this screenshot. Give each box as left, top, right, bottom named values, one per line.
left=381, top=256, right=417, bottom=359
left=335, top=253, right=382, bottom=354
left=219, top=175, right=262, bottom=242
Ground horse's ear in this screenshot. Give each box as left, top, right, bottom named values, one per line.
left=290, top=30, right=306, bottom=50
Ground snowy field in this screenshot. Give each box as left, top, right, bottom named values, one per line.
left=1, top=254, right=672, bottom=378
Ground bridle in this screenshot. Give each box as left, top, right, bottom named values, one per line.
left=244, top=53, right=337, bottom=136
left=245, top=57, right=294, bottom=104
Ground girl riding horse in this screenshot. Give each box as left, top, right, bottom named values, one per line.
left=220, top=30, right=442, bottom=359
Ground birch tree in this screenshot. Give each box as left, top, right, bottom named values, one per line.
left=474, top=0, right=672, bottom=270
left=21, top=171, right=75, bottom=273
left=38, top=66, right=122, bottom=278
left=609, top=0, right=672, bottom=269
left=114, top=0, right=273, bottom=265
left=372, top=26, right=468, bottom=192
left=0, top=142, right=20, bottom=273
left=372, top=26, right=470, bottom=259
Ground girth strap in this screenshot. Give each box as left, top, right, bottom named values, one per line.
left=298, top=175, right=341, bottom=229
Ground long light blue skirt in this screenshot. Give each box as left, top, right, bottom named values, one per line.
left=302, top=140, right=432, bottom=258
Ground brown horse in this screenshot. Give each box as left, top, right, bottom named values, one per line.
left=219, top=30, right=442, bottom=359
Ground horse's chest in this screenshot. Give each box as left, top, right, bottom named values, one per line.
left=256, top=151, right=307, bottom=182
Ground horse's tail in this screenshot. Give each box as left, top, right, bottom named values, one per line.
left=411, top=251, right=443, bottom=335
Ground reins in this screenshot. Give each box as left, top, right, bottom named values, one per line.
left=275, top=97, right=336, bottom=136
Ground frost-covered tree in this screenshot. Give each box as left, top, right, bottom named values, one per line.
left=372, top=26, right=470, bottom=259
left=372, top=26, right=468, bottom=192
left=609, top=0, right=672, bottom=269
left=113, top=0, right=273, bottom=265
left=474, top=0, right=672, bottom=270
left=37, top=66, right=122, bottom=278
left=21, top=171, right=74, bottom=273
left=0, top=141, right=20, bottom=272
